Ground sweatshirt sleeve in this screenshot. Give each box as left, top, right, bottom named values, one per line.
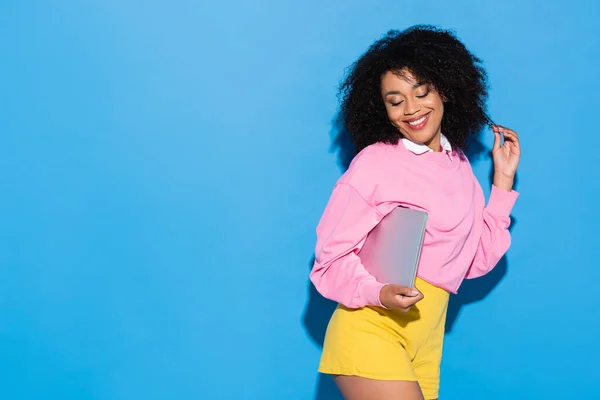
left=309, top=183, right=387, bottom=309
left=465, top=185, right=519, bottom=279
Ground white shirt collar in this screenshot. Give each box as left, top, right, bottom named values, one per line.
left=401, top=134, right=453, bottom=158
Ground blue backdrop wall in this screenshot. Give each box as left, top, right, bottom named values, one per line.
left=2, top=1, right=599, bottom=399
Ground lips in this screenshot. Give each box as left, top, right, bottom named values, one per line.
left=404, top=112, right=431, bottom=130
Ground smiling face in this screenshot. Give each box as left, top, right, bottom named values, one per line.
left=381, top=69, right=445, bottom=151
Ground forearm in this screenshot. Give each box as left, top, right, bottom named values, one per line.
left=465, top=185, right=519, bottom=279
left=310, top=255, right=385, bottom=308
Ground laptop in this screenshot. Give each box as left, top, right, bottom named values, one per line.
left=357, top=206, right=428, bottom=288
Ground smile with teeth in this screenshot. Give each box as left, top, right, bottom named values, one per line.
left=408, top=115, right=427, bottom=125
left=405, top=112, right=431, bottom=129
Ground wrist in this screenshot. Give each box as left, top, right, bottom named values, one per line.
left=378, top=284, right=390, bottom=309
left=493, top=174, right=514, bottom=192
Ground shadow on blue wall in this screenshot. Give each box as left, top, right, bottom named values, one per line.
left=445, top=137, right=518, bottom=333
left=302, top=256, right=344, bottom=400
left=302, top=113, right=516, bottom=399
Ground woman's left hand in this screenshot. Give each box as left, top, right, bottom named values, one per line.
left=492, top=124, right=521, bottom=191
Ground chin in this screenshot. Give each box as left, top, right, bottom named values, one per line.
left=404, top=131, right=437, bottom=144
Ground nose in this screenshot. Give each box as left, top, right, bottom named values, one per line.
left=403, top=97, right=420, bottom=115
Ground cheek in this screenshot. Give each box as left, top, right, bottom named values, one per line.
left=386, top=106, right=402, bottom=125
left=426, top=96, right=444, bottom=114
left=433, top=102, right=444, bottom=120
left=423, top=99, right=444, bottom=122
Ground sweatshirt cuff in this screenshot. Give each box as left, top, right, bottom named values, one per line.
left=358, top=278, right=387, bottom=308
left=487, top=185, right=519, bottom=217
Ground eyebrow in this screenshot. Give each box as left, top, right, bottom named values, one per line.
left=384, top=82, right=425, bottom=97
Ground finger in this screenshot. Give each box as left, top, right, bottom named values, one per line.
left=502, top=130, right=521, bottom=148
left=501, top=128, right=516, bottom=137
left=501, top=130, right=514, bottom=142
left=389, top=297, right=413, bottom=312
left=504, top=129, right=520, bottom=144
left=390, top=285, right=420, bottom=297
left=497, top=126, right=519, bottom=142
left=396, top=292, right=424, bottom=308
left=505, top=128, right=518, bottom=138
left=492, top=128, right=502, bottom=152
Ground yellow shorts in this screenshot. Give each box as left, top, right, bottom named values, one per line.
left=318, top=277, right=449, bottom=400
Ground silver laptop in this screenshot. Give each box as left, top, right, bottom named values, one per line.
left=357, top=206, right=428, bottom=288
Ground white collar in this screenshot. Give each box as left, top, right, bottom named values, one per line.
left=401, top=134, right=453, bottom=158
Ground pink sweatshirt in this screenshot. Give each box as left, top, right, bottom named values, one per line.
left=310, top=138, right=519, bottom=309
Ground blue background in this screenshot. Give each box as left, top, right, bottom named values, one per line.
left=2, top=1, right=599, bottom=399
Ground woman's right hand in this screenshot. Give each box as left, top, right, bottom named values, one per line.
left=379, top=284, right=424, bottom=311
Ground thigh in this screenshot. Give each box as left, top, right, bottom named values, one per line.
left=334, top=375, right=424, bottom=400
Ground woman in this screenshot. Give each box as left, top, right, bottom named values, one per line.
left=310, top=25, right=520, bottom=400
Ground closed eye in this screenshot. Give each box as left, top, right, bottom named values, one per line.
left=391, top=100, right=403, bottom=106
left=416, top=91, right=430, bottom=99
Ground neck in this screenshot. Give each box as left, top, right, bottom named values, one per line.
left=425, top=133, right=442, bottom=152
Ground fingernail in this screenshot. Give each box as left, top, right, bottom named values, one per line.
left=410, top=289, right=419, bottom=296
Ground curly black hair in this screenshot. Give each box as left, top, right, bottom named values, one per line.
left=338, top=24, right=492, bottom=153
